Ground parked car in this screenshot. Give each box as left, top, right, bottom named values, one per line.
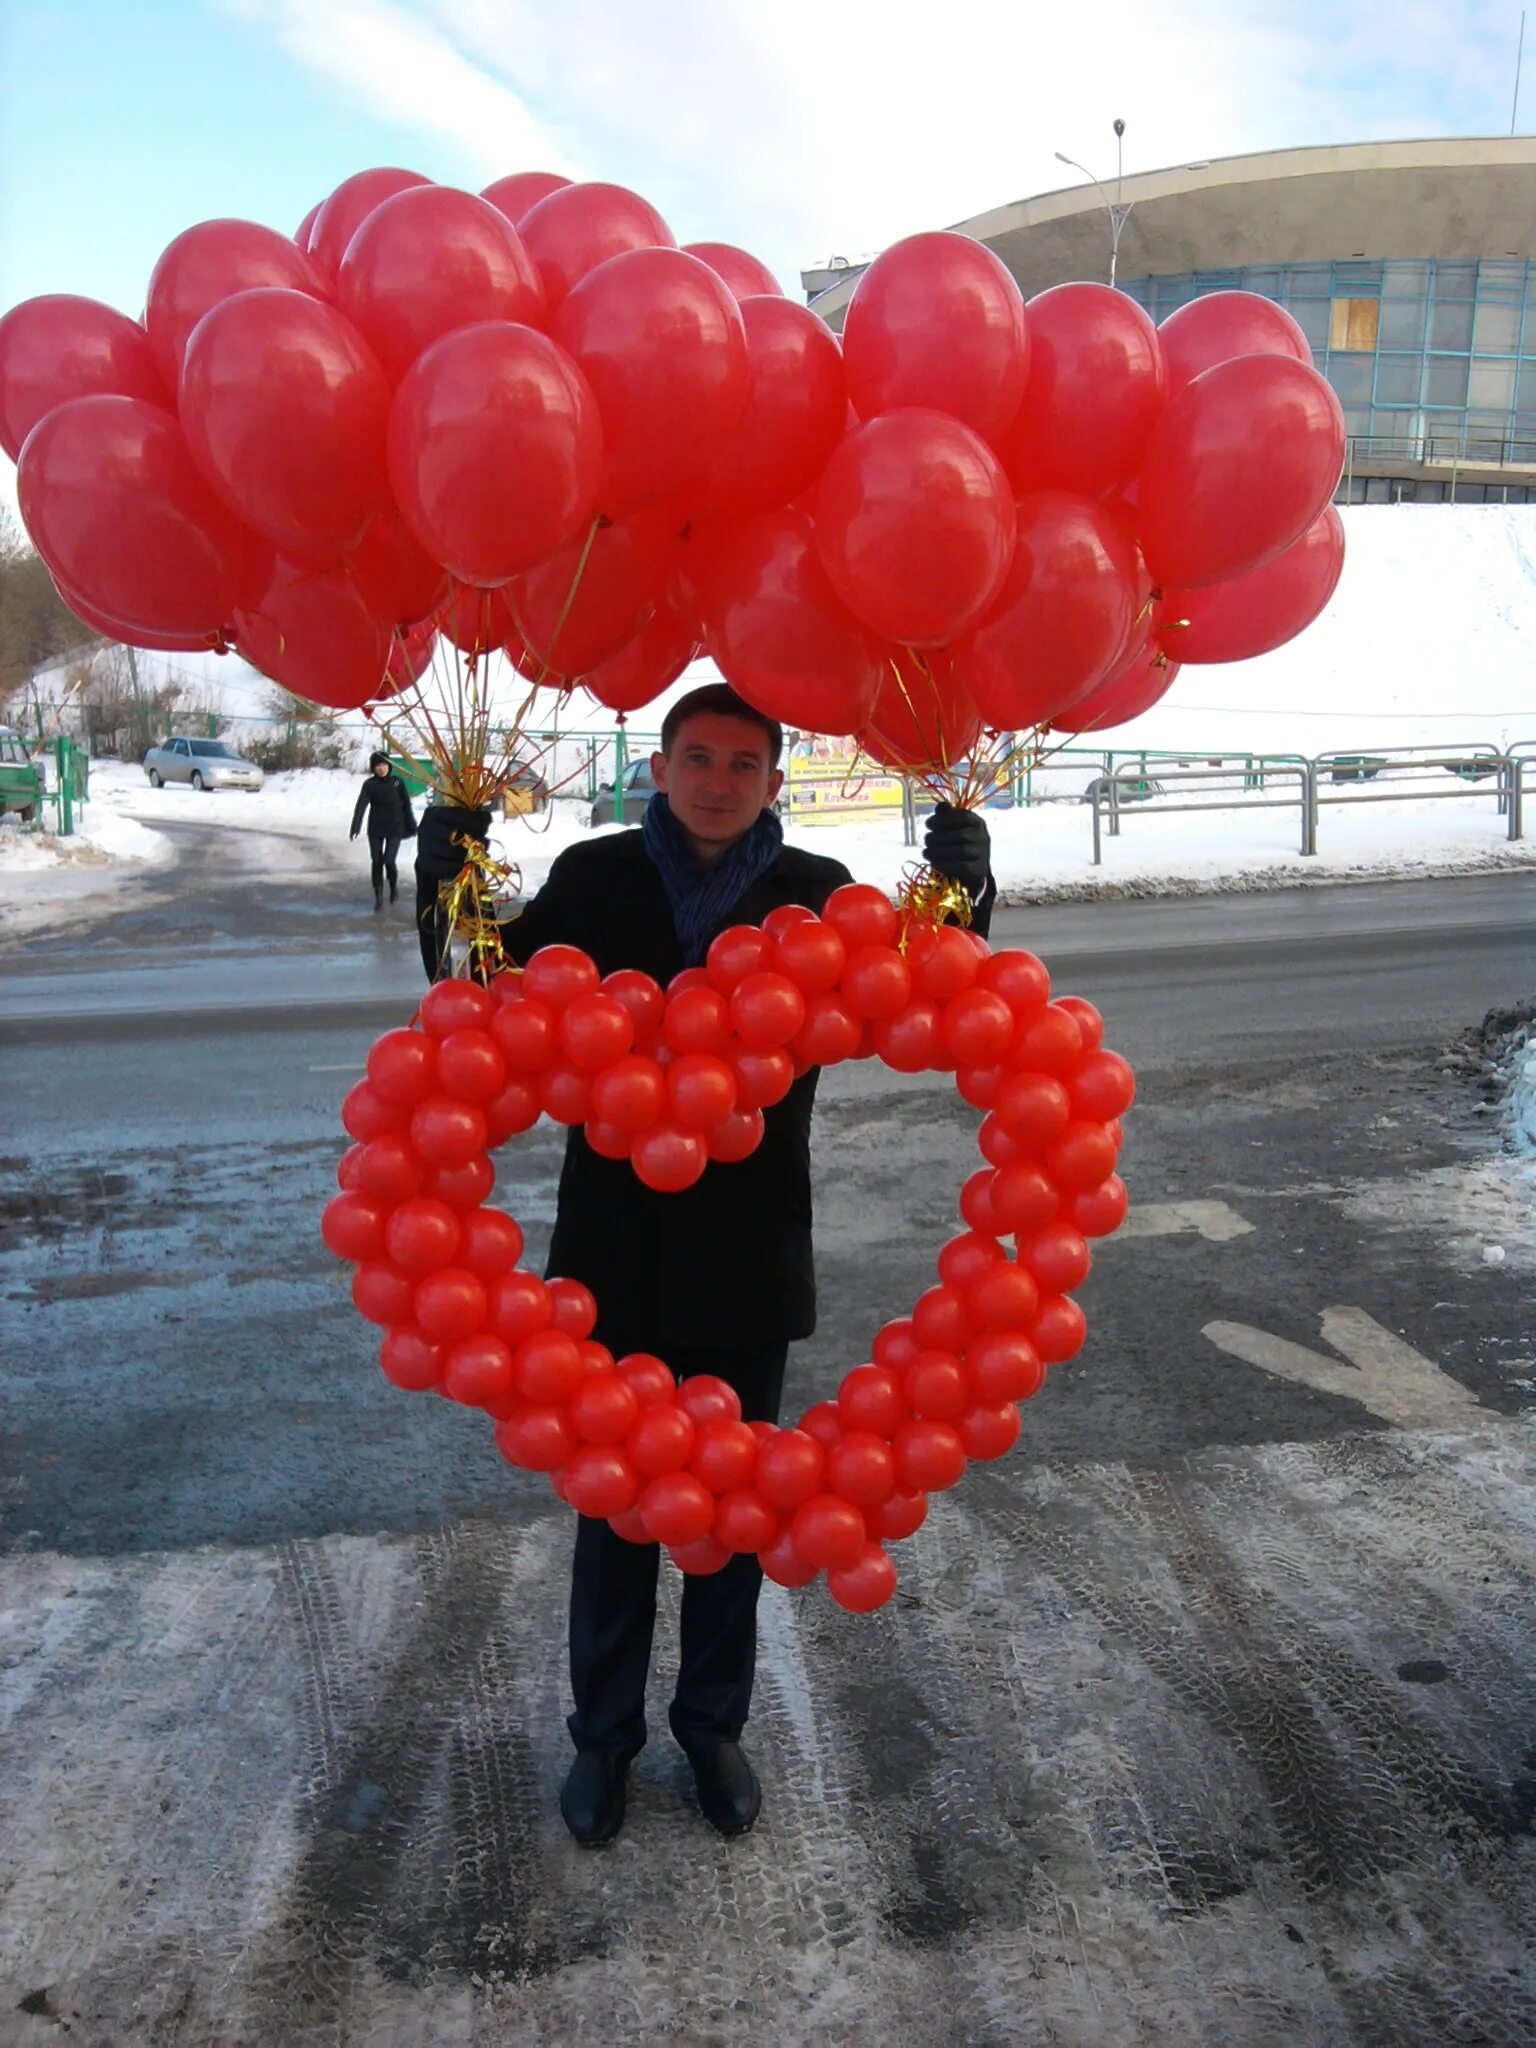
left=589, top=757, right=658, bottom=827
left=0, top=725, right=45, bottom=821
left=144, top=737, right=264, bottom=791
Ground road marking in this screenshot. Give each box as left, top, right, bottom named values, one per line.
left=1201, top=1306, right=1482, bottom=1429
left=1123, top=1200, right=1255, bottom=1243
left=308, top=1063, right=364, bottom=1073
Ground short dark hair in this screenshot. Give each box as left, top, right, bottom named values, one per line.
left=369, top=750, right=391, bottom=770
left=660, top=684, right=783, bottom=768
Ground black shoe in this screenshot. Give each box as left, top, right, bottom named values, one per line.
left=372, top=890, right=383, bottom=913
left=678, top=1738, right=761, bottom=1837
left=560, top=1750, right=631, bottom=1847
left=389, top=881, right=399, bottom=903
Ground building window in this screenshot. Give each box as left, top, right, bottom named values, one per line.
left=1329, top=298, right=1379, bottom=351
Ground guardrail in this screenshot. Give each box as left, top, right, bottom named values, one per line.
left=1085, top=752, right=1526, bottom=865
left=1088, top=764, right=1315, bottom=864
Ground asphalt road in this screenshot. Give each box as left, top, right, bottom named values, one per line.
left=2, top=860, right=1533, bottom=2046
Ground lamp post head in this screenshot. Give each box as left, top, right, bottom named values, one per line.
left=1113, top=117, right=1125, bottom=138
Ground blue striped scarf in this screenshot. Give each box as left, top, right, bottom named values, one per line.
left=642, top=793, right=785, bottom=965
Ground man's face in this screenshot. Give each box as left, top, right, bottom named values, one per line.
left=373, top=761, right=389, bottom=776
left=652, top=714, right=784, bottom=850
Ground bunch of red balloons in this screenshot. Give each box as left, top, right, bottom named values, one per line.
left=1, top=164, right=1344, bottom=742
left=321, top=884, right=1135, bottom=1613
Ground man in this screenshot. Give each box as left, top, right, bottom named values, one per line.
left=349, top=750, right=416, bottom=913
left=415, top=684, right=993, bottom=1846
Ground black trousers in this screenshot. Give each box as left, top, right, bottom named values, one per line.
left=569, top=1333, right=789, bottom=1757
left=369, top=829, right=401, bottom=894
left=416, top=872, right=449, bottom=980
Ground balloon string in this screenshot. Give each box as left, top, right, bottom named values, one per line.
left=530, top=515, right=601, bottom=683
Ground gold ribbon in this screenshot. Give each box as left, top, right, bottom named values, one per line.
left=896, top=861, right=973, bottom=952
left=435, top=832, right=522, bottom=985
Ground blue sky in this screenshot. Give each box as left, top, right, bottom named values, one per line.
left=1, top=0, right=1529, bottom=509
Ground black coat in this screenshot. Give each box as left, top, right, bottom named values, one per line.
left=501, top=829, right=854, bottom=1347
left=351, top=771, right=416, bottom=841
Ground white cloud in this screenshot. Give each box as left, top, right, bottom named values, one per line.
left=232, top=0, right=587, bottom=183
left=232, top=0, right=1526, bottom=292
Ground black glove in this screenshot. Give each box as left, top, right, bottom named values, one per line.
left=349, top=827, right=359, bottom=841
left=924, top=802, right=991, bottom=904
left=416, top=803, right=493, bottom=883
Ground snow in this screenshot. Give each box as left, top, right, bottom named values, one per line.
left=1504, top=1040, right=1536, bottom=1159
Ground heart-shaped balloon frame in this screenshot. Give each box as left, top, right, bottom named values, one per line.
left=323, top=884, right=1134, bottom=1613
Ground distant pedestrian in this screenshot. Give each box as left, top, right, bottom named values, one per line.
left=350, top=751, right=416, bottom=912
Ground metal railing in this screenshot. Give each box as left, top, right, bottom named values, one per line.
left=1085, top=750, right=1527, bottom=864
left=1088, top=764, right=1314, bottom=864
left=1346, top=430, right=1536, bottom=471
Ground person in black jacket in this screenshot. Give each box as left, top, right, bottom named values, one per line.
left=350, top=751, right=416, bottom=912
left=414, top=684, right=993, bottom=1847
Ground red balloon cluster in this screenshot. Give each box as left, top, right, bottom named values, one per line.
left=321, top=885, right=1135, bottom=1613
left=2, top=173, right=1343, bottom=740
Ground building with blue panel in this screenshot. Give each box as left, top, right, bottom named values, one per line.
left=803, top=138, right=1536, bottom=505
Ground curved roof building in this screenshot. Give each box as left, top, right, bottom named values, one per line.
left=804, top=138, right=1536, bottom=504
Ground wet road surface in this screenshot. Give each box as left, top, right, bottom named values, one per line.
left=2, top=856, right=1533, bottom=2045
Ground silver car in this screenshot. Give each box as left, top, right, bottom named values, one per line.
left=144, top=737, right=264, bottom=792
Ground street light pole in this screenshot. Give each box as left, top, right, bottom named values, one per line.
left=1055, top=118, right=1133, bottom=287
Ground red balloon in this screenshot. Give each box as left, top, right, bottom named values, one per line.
left=827, top=1542, right=898, bottom=1613
left=145, top=219, right=326, bottom=388
left=998, top=283, right=1165, bottom=498
left=235, top=555, right=391, bottom=708
left=1157, top=505, right=1344, bottom=665
left=553, top=248, right=748, bottom=516
left=442, top=583, right=515, bottom=654
left=1071, top=1174, right=1130, bottom=1238
left=380, top=1326, right=443, bottom=1392
left=632, top=1123, right=708, bottom=1192
left=321, top=1192, right=388, bottom=1263
left=688, top=298, right=846, bottom=522
left=338, top=186, right=547, bottom=381
left=415, top=1265, right=488, bottom=1342
left=524, top=944, right=601, bottom=1007
left=387, top=321, right=602, bottom=585
left=790, top=1494, right=866, bottom=1570
left=698, top=509, right=885, bottom=735
left=682, top=242, right=784, bottom=300
left=1158, top=290, right=1312, bottom=396
left=19, top=396, right=253, bottom=637
left=891, top=1417, right=966, bottom=1493
left=731, top=971, right=807, bottom=1051
left=842, top=232, right=1028, bottom=445
left=639, top=1469, right=715, bottom=1547
left=1135, top=355, right=1345, bottom=589
left=180, top=289, right=391, bottom=556
left=307, top=166, right=433, bottom=282
left=814, top=410, right=1015, bottom=648
left=772, top=919, right=846, bottom=994
left=295, top=201, right=323, bottom=248
left=860, top=649, right=981, bottom=774
left=50, top=576, right=228, bottom=652
left=0, top=295, right=168, bottom=464
left=951, top=492, right=1140, bottom=729
left=564, top=1445, right=640, bottom=1518
left=348, top=508, right=451, bottom=628
left=512, top=508, right=675, bottom=674
left=584, top=594, right=699, bottom=711
left=1052, top=643, right=1178, bottom=735
left=481, top=171, right=572, bottom=224
left=518, top=181, right=675, bottom=309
